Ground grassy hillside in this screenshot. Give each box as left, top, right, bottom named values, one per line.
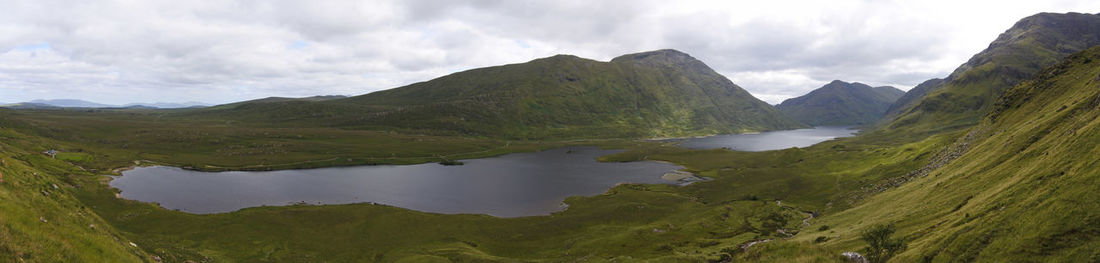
left=755, top=44, right=1100, bottom=262
left=196, top=49, right=807, bottom=139
left=882, top=12, right=1100, bottom=138
left=777, top=80, right=904, bottom=126
left=0, top=116, right=148, bottom=262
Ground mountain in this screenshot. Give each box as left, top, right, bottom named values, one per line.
left=795, top=45, right=1100, bottom=262
left=28, top=99, right=115, bottom=108
left=776, top=80, right=904, bottom=126
left=882, top=78, right=944, bottom=119
left=881, top=12, right=1100, bottom=136
left=204, top=49, right=807, bottom=139
left=122, top=101, right=210, bottom=109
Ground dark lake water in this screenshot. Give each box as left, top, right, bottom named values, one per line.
left=111, top=147, right=682, bottom=217
left=672, top=126, right=857, bottom=151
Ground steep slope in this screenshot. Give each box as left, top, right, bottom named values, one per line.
left=0, top=114, right=147, bottom=262
left=794, top=45, right=1100, bottom=262
left=777, top=80, right=904, bottom=126
left=882, top=12, right=1100, bottom=136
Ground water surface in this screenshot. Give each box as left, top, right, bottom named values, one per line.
left=673, top=126, right=857, bottom=151
left=112, top=147, right=681, bottom=217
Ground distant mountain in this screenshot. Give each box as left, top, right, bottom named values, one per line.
left=2, top=102, right=61, bottom=109
left=882, top=78, right=944, bottom=119
left=776, top=80, right=904, bottom=126
left=882, top=12, right=1100, bottom=135
left=123, top=102, right=210, bottom=109
left=206, top=95, right=348, bottom=110
left=29, top=99, right=115, bottom=108
left=8, top=99, right=212, bottom=109
left=200, top=49, right=807, bottom=139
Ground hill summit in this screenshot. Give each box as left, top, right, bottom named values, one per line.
left=777, top=80, right=904, bottom=126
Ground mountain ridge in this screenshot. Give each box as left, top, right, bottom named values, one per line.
left=881, top=12, right=1100, bottom=136
left=205, top=49, right=808, bottom=139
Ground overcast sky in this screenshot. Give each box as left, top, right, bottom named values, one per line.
left=1, top=0, right=1097, bottom=105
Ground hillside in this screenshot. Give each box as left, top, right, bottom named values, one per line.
left=882, top=78, right=944, bottom=119
left=882, top=12, right=1100, bottom=137
left=771, top=44, right=1100, bottom=262
left=777, top=80, right=904, bottom=126
left=0, top=117, right=148, bottom=262
left=200, top=49, right=807, bottom=139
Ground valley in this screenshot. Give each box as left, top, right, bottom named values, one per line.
left=2, top=10, right=1100, bottom=263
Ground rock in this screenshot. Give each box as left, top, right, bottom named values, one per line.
left=842, top=252, right=869, bottom=263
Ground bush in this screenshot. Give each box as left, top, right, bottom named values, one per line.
left=818, top=225, right=830, bottom=231
left=861, top=224, right=907, bottom=263
left=814, top=236, right=829, bottom=243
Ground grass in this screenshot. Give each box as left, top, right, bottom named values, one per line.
left=0, top=130, right=147, bottom=262
left=0, top=106, right=936, bottom=261
left=763, top=45, right=1100, bottom=262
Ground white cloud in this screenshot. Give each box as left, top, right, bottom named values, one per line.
left=0, top=0, right=1097, bottom=105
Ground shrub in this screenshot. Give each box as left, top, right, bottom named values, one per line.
left=861, top=224, right=907, bottom=263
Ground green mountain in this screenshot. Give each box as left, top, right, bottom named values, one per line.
left=882, top=12, right=1100, bottom=136
left=788, top=44, right=1100, bottom=262
left=776, top=80, right=904, bottom=126
left=201, top=49, right=807, bottom=139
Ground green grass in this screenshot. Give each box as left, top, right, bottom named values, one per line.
left=0, top=130, right=147, bottom=262
left=760, top=45, right=1100, bottom=262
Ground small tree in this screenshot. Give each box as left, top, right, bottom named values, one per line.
left=861, top=224, right=906, bottom=263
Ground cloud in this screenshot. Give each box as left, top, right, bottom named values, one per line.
left=0, top=0, right=1098, bottom=104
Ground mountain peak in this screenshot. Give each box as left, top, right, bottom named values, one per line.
left=610, top=49, right=703, bottom=68
left=778, top=80, right=904, bottom=126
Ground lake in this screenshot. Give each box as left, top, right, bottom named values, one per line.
left=671, top=126, right=857, bottom=151
left=111, top=147, right=682, bottom=217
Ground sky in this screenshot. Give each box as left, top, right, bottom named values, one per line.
left=1, top=1, right=1098, bottom=105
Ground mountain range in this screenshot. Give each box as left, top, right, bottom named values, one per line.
left=777, top=80, right=904, bottom=126
left=1, top=99, right=211, bottom=109
left=200, top=49, right=808, bottom=139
